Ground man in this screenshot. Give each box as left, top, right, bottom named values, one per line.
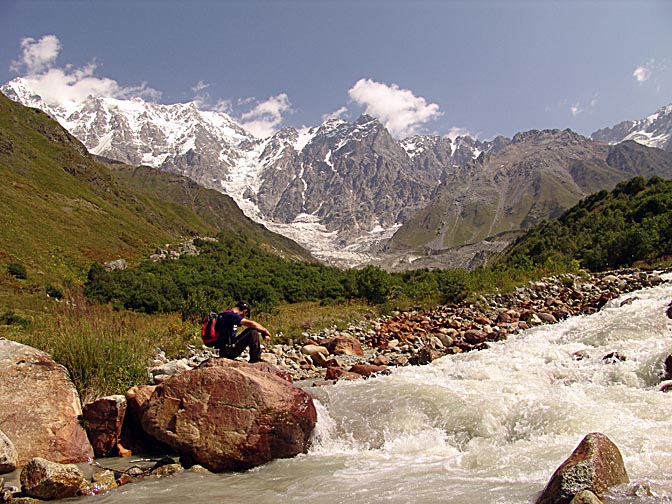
left=214, top=301, right=271, bottom=363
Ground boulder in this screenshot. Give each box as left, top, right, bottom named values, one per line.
left=82, top=395, right=127, bottom=458
left=326, top=335, right=364, bottom=356
left=0, top=339, right=93, bottom=466
left=536, top=432, right=629, bottom=504
left=0, top=428, right=18, bottom=474
left=141, top=359, right=317, bottom=472
left=348, top=363, right=389, bottom=377
left=20, top=457, right=87, bottom=500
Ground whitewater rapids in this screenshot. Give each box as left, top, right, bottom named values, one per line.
left=77, top=274, right=672, bottom=503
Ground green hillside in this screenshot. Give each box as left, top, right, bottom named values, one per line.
left=499, top=176, right=672, bottom=271
left=0, top=94, right=311, bottom=311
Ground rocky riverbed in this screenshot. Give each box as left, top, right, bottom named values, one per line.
left=150, top=269, right=671, bottom=385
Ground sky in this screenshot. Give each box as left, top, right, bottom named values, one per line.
left=0, top=0, right=670, bottom=140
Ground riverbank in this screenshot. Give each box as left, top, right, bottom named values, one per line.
left=150, top=268, right=671, bottom=385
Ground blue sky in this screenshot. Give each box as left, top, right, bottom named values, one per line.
left=0, top=0, right=670, bottom=140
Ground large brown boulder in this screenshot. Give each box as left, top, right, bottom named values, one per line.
left=536, top=432, right=629, bottom=504
left=0, top=339, right=94, bottom=466
left=141, top=359, right=317, bottom=472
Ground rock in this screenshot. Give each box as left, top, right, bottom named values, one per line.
left=537, top=312, right=558, bottom=324
left=535, top=432, right=629, bottom=504
left=569, top=489, right=603, bottom=503
left=119, top=385, right=169, bottom=455
left=82, top=395, right=127, bottom=458
left=149, top=359, right=191, bottom=383
left=151, top=463, right=184, bottom=478
left=0, top=340, right=93, bottom=466
left=463, top=329, right=488, bottom=345
left=141, top=359, right=317, bottom=472
left=79, top=469, right=118, bottom=496
left=664, top=354, right=672, bottom=380
left=326, top=335, right=364, bottom=356
left=0, top=429, right=18, bottom=474
left=602, top=352, right=626, bottom=364
left=348, top=363, right=389, bottom=377
left=412, top=346, right=441, bottom=365
left=103, top=258, right=126, bottom=270
left=20, top=457, right=87, bottom=500
left=300, top=344, right=329, bottom=357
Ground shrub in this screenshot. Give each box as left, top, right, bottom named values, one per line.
left=0, top=310, right=31, bottom=328
left=46, top=285, right=64, bottom=299
left=7, top=262, right=27, bottom=279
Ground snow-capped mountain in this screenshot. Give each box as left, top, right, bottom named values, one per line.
left=1, top=77, right=486, bottom=266
left=1, top=78, right=259, bottom=190
left=5, top=76, right=671, bottom=270
left=591, top=103, right=672, bottom=152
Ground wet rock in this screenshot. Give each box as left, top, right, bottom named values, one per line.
left=0, top=340, right=93, bottom=466
left=602, top=352, right=626, bottom=364
left=535, top=432, right=629, bottom=504
left=141, top=359, right=317, bottom=472
left=20, top=457, right=87, bottom=500
left=79, top=469, right=118, bottom=496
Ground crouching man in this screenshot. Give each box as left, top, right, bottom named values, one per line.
left=214, top=300, right=272, bottom=363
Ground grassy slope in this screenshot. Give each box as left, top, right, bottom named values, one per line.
left=0, top=94, right=311, bottom=311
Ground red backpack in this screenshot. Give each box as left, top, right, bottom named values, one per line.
left=200, top=312, right=219, bottom=346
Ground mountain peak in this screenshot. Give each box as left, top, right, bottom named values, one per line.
left=591, top=102, right=672, bottom=152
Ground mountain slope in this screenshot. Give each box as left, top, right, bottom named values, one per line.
left=381, top=129, right=672, bottom=270
left=498, top=175, right=672, bottom=270
left=0, top=94, right=311, bottom=309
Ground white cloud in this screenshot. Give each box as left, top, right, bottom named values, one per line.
left=633, top=65, right=652, bottom=82
left=9, top=35, right=160, bottom=111
left=633, top=59, right=656, bottom=83
left=192, top=80, right=210, bottom=93
left=10, top=35, right=61, bottom=75
left=348, top=78, right=442, bottom=138
left=322, top=106, right=349, bottom=122
left=571, top=103, right=582, bottom=117
left=239, top=93, right=292, bottom=138
left=445, top=127, right=472, bottom=140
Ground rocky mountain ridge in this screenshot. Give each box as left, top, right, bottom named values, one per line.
left=381, top=130, right=672, bottom=270
left=3, top=77, right=672, bottom=269
left=591, top=103, right=672, bottom=152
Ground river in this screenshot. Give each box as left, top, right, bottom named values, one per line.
left=61, top=274, right=672, bottom=503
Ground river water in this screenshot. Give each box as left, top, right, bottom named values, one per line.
left=63, top=275, right=672, bottom=503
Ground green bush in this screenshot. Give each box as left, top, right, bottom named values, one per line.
left=0, top=310, right=31, bottom=328
left=46, top=285, right=64, bottom=299
left=7, top=262, right=27, bottom=279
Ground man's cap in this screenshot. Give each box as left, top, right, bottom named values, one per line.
left=235, top=300, right=251, bottom=313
